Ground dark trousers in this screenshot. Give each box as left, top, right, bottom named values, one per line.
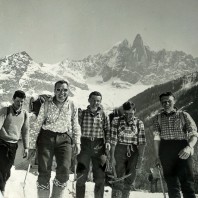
left=113, top=143, right=139, bottom=191
left=0, top=139, right=18, bottom=191
left=76, top=137, right=105, bottom=198
left=37, top=129, right=72, bottom=188
left=159, top=139, right=196, bottom=198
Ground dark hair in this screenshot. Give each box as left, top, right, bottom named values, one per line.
left=159, top=92, right=175, bottom=101
left=55, top=80, right=69, bottom=88
left=122, top=101, right=136, bottom=111
left=89, top=91, right=102, bottom=99
left=13, top=90, right=26, bottom=99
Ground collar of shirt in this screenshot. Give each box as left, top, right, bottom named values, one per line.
left=87, top=105, right=102, bottom=116
left=161, top=108, right=177, bottom=116
left=121, top=115, right=138, bottom=125
left=11, top=105, right=22, bottom=115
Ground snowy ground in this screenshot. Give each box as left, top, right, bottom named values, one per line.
left=5, top=167, right=168, bottom=198
left=71, top=77, right=151, bottom=111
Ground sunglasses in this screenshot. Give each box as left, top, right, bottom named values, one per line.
left=56, top=88, right=68, bottom=92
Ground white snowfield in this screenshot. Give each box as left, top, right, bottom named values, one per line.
left=5, top=167, right=168, bottom=198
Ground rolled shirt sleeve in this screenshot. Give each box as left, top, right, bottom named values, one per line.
left=183, top=112, right=198, bottom=138
left=137, top=120, right=146, bottom=145
left=71, top=104, right=81, bottom=144
left=110, top=117, right=119, bottom=145
left=103, top=112, right=110, bottom=143
left=153, top=115, right=161, bottom=141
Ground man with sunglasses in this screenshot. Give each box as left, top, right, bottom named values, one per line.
left=153, top=92, right=198, bottom=198
left=34, top=80, right=81, bottom=198
left=110, top=101, right=146, bottom=198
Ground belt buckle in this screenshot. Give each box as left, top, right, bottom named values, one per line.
left=90, top=137, right=95, bottom=141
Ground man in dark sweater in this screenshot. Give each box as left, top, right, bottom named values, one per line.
left=0, top=90, right=29, bottom=196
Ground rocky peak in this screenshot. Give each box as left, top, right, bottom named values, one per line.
left=131, top=34, right=148, bottom=62
left=132, top=34, right=144, bottom=48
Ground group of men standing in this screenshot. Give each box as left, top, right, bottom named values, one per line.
left=0, top=80, right=197, bottom=198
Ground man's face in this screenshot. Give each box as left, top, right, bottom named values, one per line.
left=54, top=83, right=69, bottom=102
left=160, top=95, right=175, bottom=111
left=13, top=97, right=25, bottom=110
left=123, top=109, right=135, bottom=120
left=88, top=95, right=102, bottom=109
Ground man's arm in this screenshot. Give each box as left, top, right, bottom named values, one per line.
left=30, top=104, right=45, bottom=149
left=152, top=115, right=161, bottom=165
left=110, top=118, right=118, bottom=177
left=0, top=107, right=7, bottom=129
left=103, top=112, right=111, bottom=145
left=71, top=104, right=81, bottom=155
left=21, top=111, right=29, bottom=158
left=136, top=120, right=146, bottom=169
left=179, top=135, right=198, bottom=159
left=110, top=144, right=117, bottom=177
left=178, top=112, right=198, bottom=159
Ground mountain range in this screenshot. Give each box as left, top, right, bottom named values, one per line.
left=1, top=34, right=198, bottom=100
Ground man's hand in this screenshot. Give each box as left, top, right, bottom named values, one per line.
left=178, top=146, right=192, bottom=159
left=110, top=156, right=117, bottom=178
left=111, top=156, right=116, bottom=168
left=73, top=143, right=81, bottom=155
left=154, top=157, right=161, bottom=167
left=136, top=157, right=142, bottom=170
left=105, top=143, right=111, bottom=151
left=23, top=149, right=29, bottom=159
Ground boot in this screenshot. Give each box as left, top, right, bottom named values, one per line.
left=121, top=190, right=130, bottom=198
left=50, top=184, right=66, bottom=198
left=76, top=184, right=85, bottom=198
left=37, top=189, right=50, bottom=198
left=111, top=188, right=122, bottom=198
left=94, top=183, right=105, bottom=198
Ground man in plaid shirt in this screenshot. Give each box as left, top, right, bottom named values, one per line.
left=76, top=91, right=110, bottom=198
left=110, top=101, right=146, bottom=198
left=153, top=92, right=198, bottom=198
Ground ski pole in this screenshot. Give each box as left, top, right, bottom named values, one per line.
left=23, top=163, right=31, bottom=189
left=157, top=165, right=166, bottom=198
left=22, top=150, right=35, bottom=189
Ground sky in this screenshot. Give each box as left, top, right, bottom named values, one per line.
left=0, top=0, right=198, bottom=64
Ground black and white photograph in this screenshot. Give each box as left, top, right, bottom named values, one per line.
left=0, top=0, right=198, bottom=197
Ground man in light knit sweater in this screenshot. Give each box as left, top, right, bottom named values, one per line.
left=0, top=90, right=29, bottom=195
left=34, top=80, right=81, bottom=198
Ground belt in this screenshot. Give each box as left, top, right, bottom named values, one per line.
left=81, top=136, right=103, bottom=141
left=41, top=128, right=68, bottom=135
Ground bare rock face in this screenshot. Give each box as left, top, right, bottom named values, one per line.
left=79, top=34, right=198, bottom=85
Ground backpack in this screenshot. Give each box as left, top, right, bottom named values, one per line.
left=109, top=108, right=123, bottom=126
left=29, top=95, right=52, bottom=117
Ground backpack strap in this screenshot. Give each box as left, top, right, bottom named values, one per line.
left=157, top=113, right=162, bottom=132
left=116, top=117, right=121, bottom=132
left=6, top=106, right=10, bottom=116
